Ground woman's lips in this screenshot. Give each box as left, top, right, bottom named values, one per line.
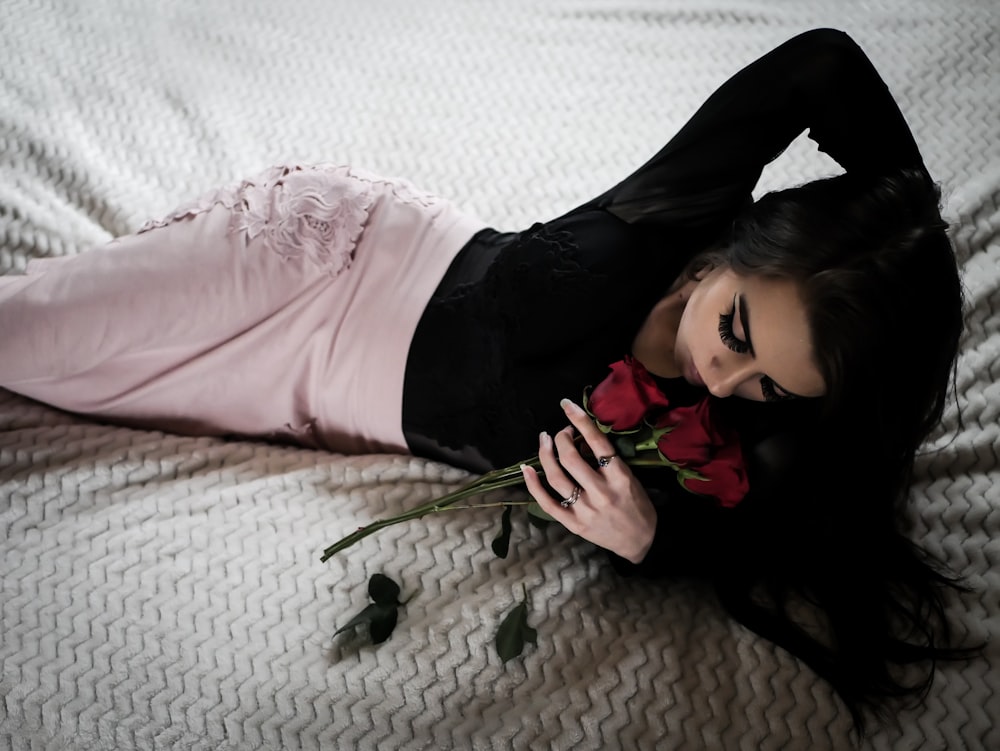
left=686, top=361, right=705, bottom=387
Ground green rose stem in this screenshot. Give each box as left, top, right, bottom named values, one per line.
left=320, top=458, right=544, bottom=562
left=320, top=429, right=675, bottom=563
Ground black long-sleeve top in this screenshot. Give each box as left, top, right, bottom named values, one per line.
left=402, top=29, right=930, bottom=577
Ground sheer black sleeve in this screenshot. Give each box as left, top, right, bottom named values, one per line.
left=581, top=28, right=928, bottom=233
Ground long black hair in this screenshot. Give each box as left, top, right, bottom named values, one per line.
left=700, top=168, right=977, bottom=731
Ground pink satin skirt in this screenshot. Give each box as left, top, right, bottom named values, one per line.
left=0, top=164, right=486, bottom=454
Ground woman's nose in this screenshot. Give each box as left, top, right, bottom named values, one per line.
left=704, top=353, right=756, bottom=398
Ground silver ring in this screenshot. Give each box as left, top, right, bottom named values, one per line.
left=597, top=455, right=617, bottom=468
left=561, top=486, right=582, bottom=508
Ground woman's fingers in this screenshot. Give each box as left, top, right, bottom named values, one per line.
left=559, top=398, right=615, bottom=452
left=529, top=397, right=622, bottom=503
left=520, top=463, right=579, bottom=531
left=556, top=398, right=619, bottom=485
left=537, top=429, right=576, bottom=498
left=534, top=398, right=622, bottom=498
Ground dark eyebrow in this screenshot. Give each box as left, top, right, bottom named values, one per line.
left=739, top=293, right=806, bottom=400
left=737, top=293, right=755, bottom=356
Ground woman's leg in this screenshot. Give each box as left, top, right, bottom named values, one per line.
left=0, top=168, right=357, bottom=439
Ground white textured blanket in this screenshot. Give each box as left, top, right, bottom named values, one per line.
left=2, top=1, right=998, bottom=749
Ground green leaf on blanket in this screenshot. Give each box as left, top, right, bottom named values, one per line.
left=336, top=573, right=404, bottom=645
left=491, top=504, right=514, bottom=558
left=368, top=572, right=401, bottom=605
left=526, top=501, right=554, bottom=527
left=495, top=584, right=537, bottom=663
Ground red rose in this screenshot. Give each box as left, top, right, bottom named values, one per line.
left=680, top=439, right=748, bottom=508
left=654, top=400, right=713, bottom=465
left=657, top=397, right=749, bottom=508
left=587, top=357, right=671, bottom=431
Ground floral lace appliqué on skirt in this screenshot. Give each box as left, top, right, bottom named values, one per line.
left=138, top=164, right=385, bottom=277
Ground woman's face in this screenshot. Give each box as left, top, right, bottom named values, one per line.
left=673, top=266, right=826, bottom=402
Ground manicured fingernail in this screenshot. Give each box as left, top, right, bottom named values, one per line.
left=539, top=431, right=550, bottom=446
left=560, top=398, right=581, bottom=413
left=519, top=463, right=529, bottom=473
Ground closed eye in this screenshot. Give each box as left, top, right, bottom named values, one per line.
left=718, top=308, right=749, bottom=354
left=760, top=376, right=796, bottom=402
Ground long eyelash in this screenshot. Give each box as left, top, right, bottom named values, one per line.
left=718, top=310, right=749, bottom=354
left=760, top=376, right=793, bottom=403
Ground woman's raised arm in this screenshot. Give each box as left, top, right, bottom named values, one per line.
left=586, top=29, right=928, bottom=233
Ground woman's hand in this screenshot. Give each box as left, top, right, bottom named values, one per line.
left=521, top=398, right=658, bottom=564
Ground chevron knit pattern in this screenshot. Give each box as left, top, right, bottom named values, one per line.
left=1, top=1, right=998, bottom=749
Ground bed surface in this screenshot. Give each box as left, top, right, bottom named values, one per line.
left=2, top=1, right=998, bottom=749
